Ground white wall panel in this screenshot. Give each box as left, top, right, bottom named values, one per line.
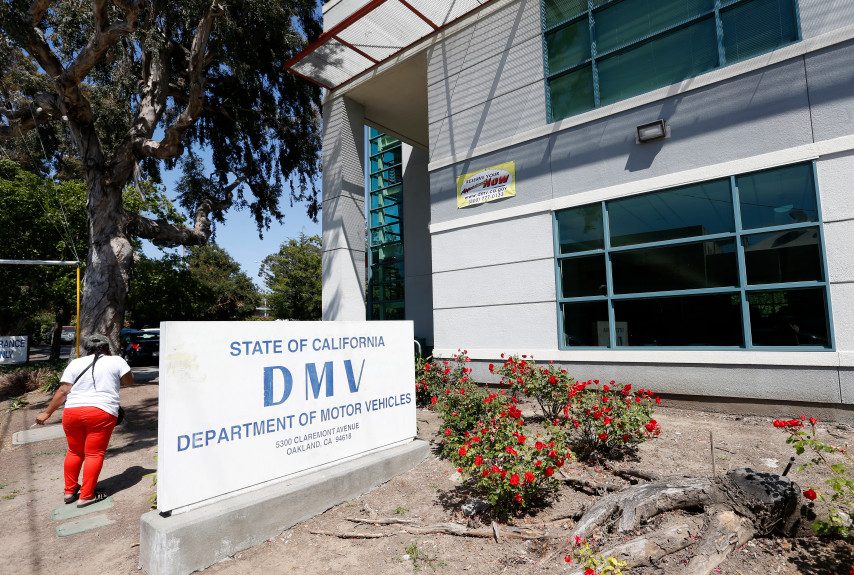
left=433, top=258, right=555, bottom=309
left=817, top=152, right=854, bottom=223
left=431, top=213, right=554, bottom=272
left=433, top=301, right=557, bottom=350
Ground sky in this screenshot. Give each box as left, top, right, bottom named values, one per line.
left=141, top=153, right=322, bottom=290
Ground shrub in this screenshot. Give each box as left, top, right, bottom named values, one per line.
left=490, top=354, right=575, bottom=421
left=0, top=361, right=64, bottom=401
left=434, top=380, right=487, bottom=458
left=449, top=391, right=571, bottom=516
left=415, top=350, right=470, bottom=408
left=772, top=416, right=853, bottom=539
left=556, top=379, right=660, bottom=461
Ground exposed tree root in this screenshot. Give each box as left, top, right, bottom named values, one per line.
left=312, top=521, right=547, bottom=541
left=569, top=468, right=800, bottom=575
left=309, top=530, right=393, bottom=539
left=345, top=517, right=418, bottom=525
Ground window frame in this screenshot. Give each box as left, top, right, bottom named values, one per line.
left=553, top=161, right=834, bottom=351
left=541, top=0, right=803, bottom=122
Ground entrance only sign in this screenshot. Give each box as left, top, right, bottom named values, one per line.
left=157, top=321, right=416, bottom=512
left=0, top=336, right=28, bottom=364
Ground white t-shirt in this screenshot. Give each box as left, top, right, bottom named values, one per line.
left=61, top=354, right=131, bottom=417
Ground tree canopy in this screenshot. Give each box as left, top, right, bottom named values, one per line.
left=0, top=159, right=86, bottom=345
left=0, top=0, right=322, bottom=345
left=260, top=233, right=321, bottom=320
left=127, top=244, right=259, bottom=326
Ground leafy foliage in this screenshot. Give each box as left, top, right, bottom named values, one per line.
left=490, top=354, right=575, bottom=421
left=772, top=417, right=853, bottom=539
left=127, top=244, right=258, bottom=325
left=555, top=380, right=661, bottom=462
left=449, top=393, right=570, bottom=517
left=0, top=159, right=86, bottom=335
left=260, top=233, right=321, bottom=320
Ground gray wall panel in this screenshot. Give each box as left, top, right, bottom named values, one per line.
left=428, top=36, right=545, bottom=125
left=429, top=80, right=548, bottom=160
left=433, top=258, right=555, bottom=309
left=430, top=136, right=553, bottom=224
left=402, top=146, right=434, bottom=344
left=431, top=213, right=554, bottom=272
left=548, top=59, right=812, bottom=198
left=805, top=41, right=854, bottom=142
left=799, top=0, right=854, bottom=39
left=426, top=0, right=543, bottom=88
left=841, top=368, right=854, bottom=405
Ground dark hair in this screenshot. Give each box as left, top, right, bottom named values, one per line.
left=84, top=334, right=111, bottom=354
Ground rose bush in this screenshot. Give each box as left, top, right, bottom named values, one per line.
left=448, top=391, right=572, bottom=516
left=555, top=379, right=661, bottom=461
left=772, top=416, right=853, bottom=539
left=415, top=350, right=471, bottom=408
left=491, top=354, right=575, bottom=421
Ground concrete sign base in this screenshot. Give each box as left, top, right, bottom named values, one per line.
left=139, top=440, right=429, bottom=575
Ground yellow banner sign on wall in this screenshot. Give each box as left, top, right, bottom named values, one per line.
left=456, top=161, right=516, bottom=208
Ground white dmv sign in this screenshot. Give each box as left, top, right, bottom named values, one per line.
left=0, top=336, right=28, bottom=364
left=157, top=321, right=416, bottom=512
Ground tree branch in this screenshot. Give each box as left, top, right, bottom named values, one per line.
left=29, top=0, right=52, bottom=25
left=0, top=93, right=62, bottom=140
left=63, top=0, right=140, bottom=85
left=127, top=194, right=231, bottom=248
left=136, top=1, right=224, bottom=159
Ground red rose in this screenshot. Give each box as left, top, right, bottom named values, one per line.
left=509, top=474, right=520, bottom=486
left=444, top=427, right=451, bottom=437
left=564, top=555, right=572, bottom=563
left=488, top=363, right=494, bottom=372
left=803, top=488, right=817, bottom=501
left=548, top=375, right=557, bottom=384
left=474, top=454, right=483, bottom=466
left=584, top=569, right=595, bottom=575
left=458, top=446, right=467, bottom=457
left=598, top=432, right=609, bottom=441
left=514, top=493, right=523, bottom=503
left=809, top=417, right=817, bottom=425
left=456, top=467, right=462, bottom=473
left=645, top=420, right=658, bottom=432
left=655, top=396, right=661, bottom=405
left=517, top=434, right=527, bottom=445
left=524, top=471, right=535, bottom=484
left=545, top=466, right=554, bottom=477
left=430, top=396, right=437, bottom=405
left=481, top=469, right=490, bottom=477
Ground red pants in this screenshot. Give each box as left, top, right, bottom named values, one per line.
left=62, top=406, right=117, bottom=500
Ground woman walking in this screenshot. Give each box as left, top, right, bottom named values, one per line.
left=35, top=333, right=134, bottom=507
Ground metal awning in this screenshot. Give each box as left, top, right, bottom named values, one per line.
left=286, top=0, right=493, bottom=91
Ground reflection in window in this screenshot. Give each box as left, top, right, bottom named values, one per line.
left=542, top=0, right=800, bottom=121
left=737, top=163, right=818, bottom=229
left=608, top=179, right=734, bottom=247
left=743, top=227, right=823, bottom=285
left=748, top=289, right=829, bottom=347
left=556, top=203, right=603, bottom=254
left=611, top=239, right=738, bottom=293
left=554, top=162, right=831, bottom=349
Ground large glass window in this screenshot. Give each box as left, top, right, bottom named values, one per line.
left=542, top=0, right=801, bottom=121
left=554, top=162, right=831, bottom=349
left=367, top=129, right=405, bottom=321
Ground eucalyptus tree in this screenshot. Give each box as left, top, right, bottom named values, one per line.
left=0, top=0, right=321, bottom=347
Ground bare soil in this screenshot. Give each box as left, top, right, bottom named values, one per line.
left=0, top=373, right=850, bottom=575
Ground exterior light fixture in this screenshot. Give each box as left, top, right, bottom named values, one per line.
left=636, top=120, right=668, bottom=143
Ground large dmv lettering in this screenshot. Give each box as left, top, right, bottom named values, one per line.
left=263, top=359, right=366, bottom=406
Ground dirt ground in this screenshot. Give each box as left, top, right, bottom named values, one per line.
left=0, top=372, right=851, bottom=575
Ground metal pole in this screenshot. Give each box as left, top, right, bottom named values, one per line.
left=76, top=266, right=81, bottom=358
left=0, top=259, right=78, bottom=266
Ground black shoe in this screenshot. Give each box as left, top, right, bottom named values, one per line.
left=64, top=486, right=80, bottom=504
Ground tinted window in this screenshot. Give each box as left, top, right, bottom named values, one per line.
left=613, top=293, right=744, bottom=346
left=608, top=179, right=734, bottom=247
left=737, top=163, right=818, bottom=230
left=556, top=203, right=603, bottom=254
left=748, top=288, right=829, bottom=347
left=562, top=301, right=609, bottom=347
left=560, top=255, right=607, bottom=297
left=721, top=0, right=798, bottom=63
left=743, top=227, right=823, bottom=284
left=611, top=239, right=739, bottom=293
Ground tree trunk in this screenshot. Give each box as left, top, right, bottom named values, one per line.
left=79, top=172, right=133, bottom=353
left=49, top=304, right=70, bottom=361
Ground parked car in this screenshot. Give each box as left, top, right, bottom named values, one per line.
left=124, top=330, right=160, bottom=366
left=119, top=328, right=141, bottom=357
